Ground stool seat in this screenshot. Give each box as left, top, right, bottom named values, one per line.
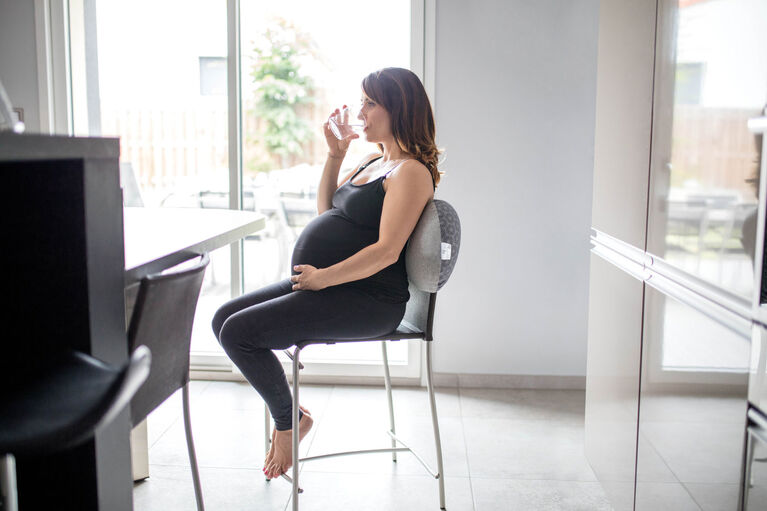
left=0, top=348, right=149, bottom=456
left=0, top=346, right=150, bottom=511
left=296, top=323, right=426, bottom=349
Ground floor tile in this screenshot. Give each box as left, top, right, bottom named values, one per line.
left=684, top=482, right=739, bottom=511
left=305, top=413, right=469, bottom=477
left=634, top=482, right=701, bottom=511
left=198, top=381, right=333, bottom=419
left=144, top=380, right=211, bottom=447
left=149, top=408, right=272, bottom=470
left=463, top=418, right=596, bottom=481
left=460, top=388, right=585, bottom=422
left=389, top=386, right=463, bottom=418
left=290, top=473, right=474, bottom=511
left=471, top=478, right=612, bottom=511
left=135, top=384, right=622, bottom=511
left=134, top=464, right=290, bottom=511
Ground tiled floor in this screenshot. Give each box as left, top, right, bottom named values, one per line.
left=133, top=382, right=612, bottom=510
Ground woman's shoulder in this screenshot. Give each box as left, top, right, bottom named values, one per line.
left=385, top=159, right=434, bottom=197
left=390, top=159, right=432, bottom=184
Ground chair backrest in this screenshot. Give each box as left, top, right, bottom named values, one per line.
left=402, top=199, right=461, bottom=338
left=128, top=254, right=209, bottom=425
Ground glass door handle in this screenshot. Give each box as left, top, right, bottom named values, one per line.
left=748, top=116, right=767, bottom=134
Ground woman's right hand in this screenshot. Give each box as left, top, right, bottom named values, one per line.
left=323, top=106, right=359, bottom=158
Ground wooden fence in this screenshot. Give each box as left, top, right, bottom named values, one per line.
left=107, top=104, right=763, bottom=201
left=102, top=100, right=330, bottom=193
left=671, top=105, right=762, bottom=198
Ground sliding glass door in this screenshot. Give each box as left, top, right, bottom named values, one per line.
left=67, top=0, right=428, bottom=381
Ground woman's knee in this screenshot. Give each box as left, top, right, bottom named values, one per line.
left=211, top=306, right=230, bottom=341
left=218, top=316, right=242, bottom=353
left=218, top=313, right=269, bottom=354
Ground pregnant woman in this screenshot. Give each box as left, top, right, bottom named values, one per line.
left=212, top=67, right=441, bottom=479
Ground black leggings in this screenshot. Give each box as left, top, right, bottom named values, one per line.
left=211, top=279, right=405, bottom=430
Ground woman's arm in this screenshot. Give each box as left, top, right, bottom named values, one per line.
left=316, top=154, right=345, bottom=214
left=292, top=160, right=435, bottom=291
left=317, top=111, right=358, bottom=214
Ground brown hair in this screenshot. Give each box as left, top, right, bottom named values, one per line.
left=362, top=67, right=442, bottom=186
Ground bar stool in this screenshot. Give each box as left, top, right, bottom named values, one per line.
left=0, top=346, right=151, bottom=511
left=266, top=199, right=461, bottom=510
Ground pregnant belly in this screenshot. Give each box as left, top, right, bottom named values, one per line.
left=290, top=211, right=377, bottom=270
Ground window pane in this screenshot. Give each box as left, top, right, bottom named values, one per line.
left=240, top=0, right=411, bottom=364
left=647, top=0, right=767, bottom=303
left=71, top=0, right=231, bottom=355
left=645, top=0, right=767, bottom=370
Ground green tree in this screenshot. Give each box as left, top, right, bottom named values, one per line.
left=248, top=18, right=317, bottom=171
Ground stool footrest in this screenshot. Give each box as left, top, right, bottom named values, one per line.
left=279, top=473, right=303, bottom=493
left=386, top=430, right=440, bottom=478
left=296, top=430, right=440, bottom=479
left=299, top=446, right=410, bottom=464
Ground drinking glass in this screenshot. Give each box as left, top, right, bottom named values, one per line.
left=328, top=106, right=365, bottom=140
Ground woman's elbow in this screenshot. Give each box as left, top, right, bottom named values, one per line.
left=380, top=245, right=402, bottom=267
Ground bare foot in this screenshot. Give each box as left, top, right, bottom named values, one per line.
left=264, top=428, right=277, bottom=468
left=264, top=411, right=314, bottom=479
left=264, top=406, right=312, bottom=477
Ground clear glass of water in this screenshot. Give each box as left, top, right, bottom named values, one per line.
left=328, top=106, right=365, bottom=140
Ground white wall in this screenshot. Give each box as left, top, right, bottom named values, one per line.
left=0, top=0, right=40, bottom=132
left=432, top=0, right=599, bottom=379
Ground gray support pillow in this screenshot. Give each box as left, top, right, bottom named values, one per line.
left=405, top=199, right=461, bottom=292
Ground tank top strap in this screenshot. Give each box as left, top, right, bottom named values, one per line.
left=350, top=155, right=382, bottom=181
left=382, top=160, right=436, bottom=190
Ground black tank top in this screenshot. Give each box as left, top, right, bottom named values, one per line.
left=291, top=156, right=409, bottom=303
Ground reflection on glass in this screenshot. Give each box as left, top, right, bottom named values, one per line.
left=636, top=286, right=749, bottom=510
left=648, top=0, right=767, bottom=301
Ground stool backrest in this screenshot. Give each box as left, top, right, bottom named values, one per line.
left=128, top=254, right=209, bottom=425
left=402, top=200, right=461, bottom=338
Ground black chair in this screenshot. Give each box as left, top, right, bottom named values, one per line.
left=128, top=253, right=210, bottom=511
left=0, top=346, right=151, bottom=511
left=270, top=199, right=461, bottom=511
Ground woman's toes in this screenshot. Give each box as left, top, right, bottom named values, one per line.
left=268, top=461, right=284, bottom=479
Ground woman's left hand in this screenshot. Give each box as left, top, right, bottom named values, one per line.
left=291, top=264, right=327, bottom=291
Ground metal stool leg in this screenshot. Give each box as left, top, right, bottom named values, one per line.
left=264, top=402, right=271, bottom=477
left=182, top=383, right=205, bottom=511
left=291, top=347, right=302, bottom=511
left=425, top=341, right=446, bottom=510
left=381, top=341, right=398, bottom=462
left=1, top=454, right=18, bottom=511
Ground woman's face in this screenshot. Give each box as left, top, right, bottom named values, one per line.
left=359, top=92, right=392, bottom=143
